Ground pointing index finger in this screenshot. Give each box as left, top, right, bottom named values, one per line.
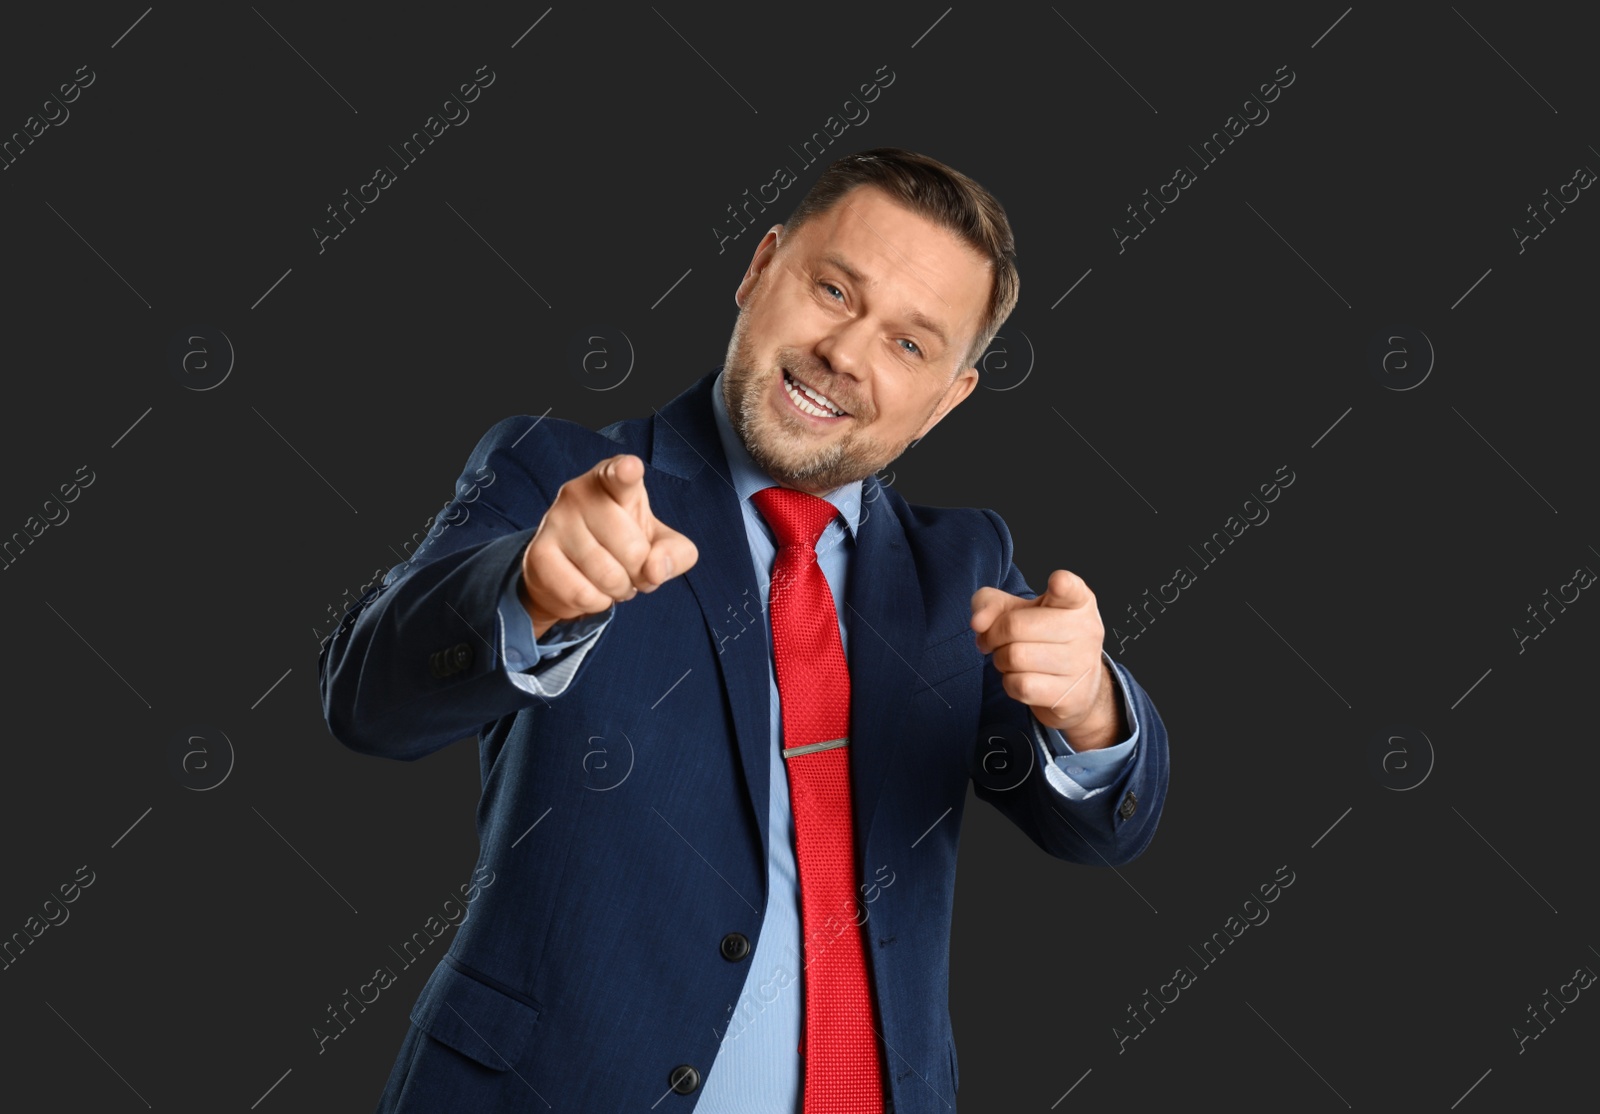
left=1039, top=569, right=1093, bottom=609
left=596, top=454, right=648, bottom=512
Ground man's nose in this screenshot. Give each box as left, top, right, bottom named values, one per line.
left=812, top=319, right=874, bottom=381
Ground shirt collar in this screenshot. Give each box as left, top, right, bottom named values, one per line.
left=709, top=367, right=863, bottom=541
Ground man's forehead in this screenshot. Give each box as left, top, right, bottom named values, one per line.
left=803, top=189, right=963, bottom=269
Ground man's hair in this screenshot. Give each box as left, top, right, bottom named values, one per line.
left=779, top=147, right=1019, bottom=373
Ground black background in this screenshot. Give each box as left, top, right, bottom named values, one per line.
left=1, top=3, right=1594, bottom=1110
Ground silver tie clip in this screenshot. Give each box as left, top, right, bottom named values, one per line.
left=782, top=736, right=849, bottom=759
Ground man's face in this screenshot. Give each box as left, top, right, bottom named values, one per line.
left=720, top=184, right=989, bottom=495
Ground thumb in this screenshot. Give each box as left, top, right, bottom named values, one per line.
left=639, top=518, right=699, bottom=588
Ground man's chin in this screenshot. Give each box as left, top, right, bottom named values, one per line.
left=755, top=447, right=886, bottom=494
left=746, top=440, right=842, bottom=491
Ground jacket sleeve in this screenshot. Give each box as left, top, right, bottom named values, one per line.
left=969, top=508, right=1170, bottom=867
left=317, top=416, right=607, bottom=760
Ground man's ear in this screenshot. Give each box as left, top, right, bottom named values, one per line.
left=916, top=366, right=980, bottom=439
left=734, top=226, right=785, bottom=308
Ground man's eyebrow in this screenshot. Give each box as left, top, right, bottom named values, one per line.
left=817, top=252, right=951, bottom=352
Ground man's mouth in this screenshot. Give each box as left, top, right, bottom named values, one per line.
left=781, top=367, right=849, bottom=419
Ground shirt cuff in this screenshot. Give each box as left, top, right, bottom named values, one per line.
left=495, top=571, right=613, bottom=698
left=1032, top=650, right=1139, bottom=801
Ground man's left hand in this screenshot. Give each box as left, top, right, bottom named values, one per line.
left=970, top=569, right=1122, bottom=750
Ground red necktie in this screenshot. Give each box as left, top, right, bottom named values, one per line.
left=751, top=485, right=885, bottom=1114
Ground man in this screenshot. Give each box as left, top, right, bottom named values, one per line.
left=320, top=147, right=1169, bottom=1113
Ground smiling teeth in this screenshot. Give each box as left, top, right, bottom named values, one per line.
left=784, top=370, right=844, bottom=416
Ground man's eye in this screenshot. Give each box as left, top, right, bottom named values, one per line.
left=820, top=282, right=844, bottom=300
left=898, top=338, right=921, bottom=356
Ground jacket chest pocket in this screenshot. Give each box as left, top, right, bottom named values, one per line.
left=908, top=627, right=984, bottom=698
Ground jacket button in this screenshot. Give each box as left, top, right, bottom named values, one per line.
left=669, top=1064, right=700, bottom=1094
left=720, top=932, right=751, bottom=961
left=429, top=642, right=474, bottom=679
left=1118, top=790, right=1138, bottom=820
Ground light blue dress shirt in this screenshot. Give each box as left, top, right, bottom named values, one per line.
left=490, top=370, right=1138, bottom=1110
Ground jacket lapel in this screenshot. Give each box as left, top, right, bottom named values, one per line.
left=645, top=372, right=775, bottom=902
left=841, top=472, right=926, bottom=868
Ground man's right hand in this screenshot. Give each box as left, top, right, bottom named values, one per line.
left=519, top=454, right=699, bottom=639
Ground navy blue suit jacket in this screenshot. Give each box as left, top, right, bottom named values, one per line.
left=318, top=367, right=1170, bottom=1112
